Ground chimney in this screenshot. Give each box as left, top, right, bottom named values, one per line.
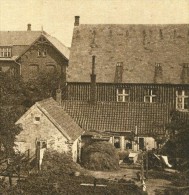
left=90, top=55, right=96, bottom=104
left=181, top=63, right=189, bottom=84
left=56, top=89, right=62, bottom=105
left=114, top=62, right=123, bottom=83
left=27, top=24, right=31, bottom=31
left=74, top=16, right=80, bottom=26
left=154, top=63, right=163, bottom=83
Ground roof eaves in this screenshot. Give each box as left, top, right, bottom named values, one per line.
left=43, top=34, right=70, bottom=61
left=15, top=35, right=41, bottom=61
left=15, top=33, right=69, bottom=61
left=35, top=102, right=71, bottom=141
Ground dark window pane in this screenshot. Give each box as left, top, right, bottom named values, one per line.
left=184, top=98, right=189, bottom=109
left=145, top=96, right=150, bottom=102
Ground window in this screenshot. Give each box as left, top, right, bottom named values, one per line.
left=0, top=47, right=11, bottom=58
left=36, top=140, right=47, bottom=149
left=144, top=89, right=157, bottom=103
left=29, top=64, right=39, bottom=77
left=38, top=48, right=47, bottom=57
left=125, top=139, right=132, bottom=149
left=114, top=137, right=120, bottom=148
left=35, top=117, right=40, bottom=121
left=46, top=64, right=56, bottom=73
left=117, top=88, right=129, bottom=102
left=34, top=116, right=41, bottom=124
left=176, top=90, right=189, bottom=110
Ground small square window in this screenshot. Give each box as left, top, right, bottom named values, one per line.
left=144, top=89, right=157, bottom=103
left=35, top=117, right=40, bottom=121
left=116, top=88, right=129, bottom=102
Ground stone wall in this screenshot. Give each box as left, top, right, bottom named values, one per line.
left=15, top=105, right=70, bottom=157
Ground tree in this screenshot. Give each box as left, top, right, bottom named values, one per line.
left=165, top=112, right=189, bottom=159
left=0, top=71, right=63, bottom=156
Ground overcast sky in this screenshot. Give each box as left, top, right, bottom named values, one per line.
left=0, top=0, right=189, bottom=47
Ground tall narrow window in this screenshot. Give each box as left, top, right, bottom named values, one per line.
left=144, top=89, right=157, bottom=103
left=176, top=90, right=189, bottom=110
left=117, top=88, right=129, bottom=102
left=38, top=48, right=47, bottom=57
left=114, top=137, right=120, bottom=148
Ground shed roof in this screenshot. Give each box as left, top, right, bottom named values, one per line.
left=62, top=101, right=170, bottom=136
left=68, top=24, right=189, bottom=84
left=36, top=98, right=84, bottom=141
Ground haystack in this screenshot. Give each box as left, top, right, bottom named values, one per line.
left=82, top=141, right=119, bottom=171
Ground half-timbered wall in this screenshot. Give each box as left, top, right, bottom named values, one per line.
left=66, top=82, right=189, bottom=111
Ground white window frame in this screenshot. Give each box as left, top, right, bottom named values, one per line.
left=38, top=48, right=47, bottom=57
left=176, top=90, right=189, bottom=110
left=0, top=47, right=11, bottom=58
left=117, top=88, right=129, bottom=102
left=144, top=89, right=157, bottom=103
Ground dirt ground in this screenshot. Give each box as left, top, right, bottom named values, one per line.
left=88, top=168, right=172, bottom=195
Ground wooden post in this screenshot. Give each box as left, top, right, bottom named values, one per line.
left=135, top=126, right=138, bottom=151
left=146, top=149, right=148, bottom=179
left=141, top=153, right=144, bottom=182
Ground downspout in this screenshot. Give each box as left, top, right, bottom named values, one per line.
left=15, top=61, right=21, bottom=76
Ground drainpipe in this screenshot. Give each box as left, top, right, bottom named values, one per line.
left=90, top=55, right=96, bottom=105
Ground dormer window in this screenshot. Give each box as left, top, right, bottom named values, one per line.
left=144, top=89, right=157, bottom=103
left=176, top=90, right=189, bottom=111
left=0, top=47, right=11, bottom=58
left=117, top=88, right=129, bottom=102
left=38, top=48, right=47, bottom=57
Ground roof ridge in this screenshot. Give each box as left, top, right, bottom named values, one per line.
left=36, top=100, right=71, bottom=140
left=79, top=23, right=189, bottom=26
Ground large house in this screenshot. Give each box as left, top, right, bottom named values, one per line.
left=0, top=24, right=69, bottom=81
left=61, top=16, right=189, bottom=150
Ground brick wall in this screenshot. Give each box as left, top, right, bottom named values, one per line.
left=18, top=42, right=68, bottom=81
left=67, top=83, right=189, bottom=111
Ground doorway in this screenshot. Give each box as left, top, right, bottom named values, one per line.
left=139, top=137, right=144, bottom=150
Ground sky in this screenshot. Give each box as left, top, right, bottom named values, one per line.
left=0, top=0, right=189, bottom=47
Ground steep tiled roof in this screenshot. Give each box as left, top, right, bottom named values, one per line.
left=62, top=101, right=170, bottom=136
left=44, top=34, right=70, bottom=60
left=0, top=31, right=41, bottom=58
left=68, top=24, right=189, bottom=84
left=0, top=31, right=70, bottom=60
left=36, top=98, right=84, bottom=141
left=0, top=31, right=42, bottom=46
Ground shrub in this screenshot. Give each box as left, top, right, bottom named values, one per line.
left=81, top=141, right=119, bottom=171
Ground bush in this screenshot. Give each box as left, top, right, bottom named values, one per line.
left=81, top=141, right=119, bottom=171
left=42, top=150, right=81, bottom=174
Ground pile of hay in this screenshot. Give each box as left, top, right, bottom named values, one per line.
left=82, top=141, right=119, bottom=171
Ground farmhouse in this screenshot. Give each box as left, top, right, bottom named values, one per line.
left=62, top=16, right=189, bottom=149
left=0, top=24, right=69, bottom=81
left=15, top=98, right=84, bottom=162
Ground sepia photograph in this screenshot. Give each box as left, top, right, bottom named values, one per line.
left=0, top=0, right=189, bottom=194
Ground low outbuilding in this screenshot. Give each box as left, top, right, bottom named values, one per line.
left=15, top=98, right=84, bottom=162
